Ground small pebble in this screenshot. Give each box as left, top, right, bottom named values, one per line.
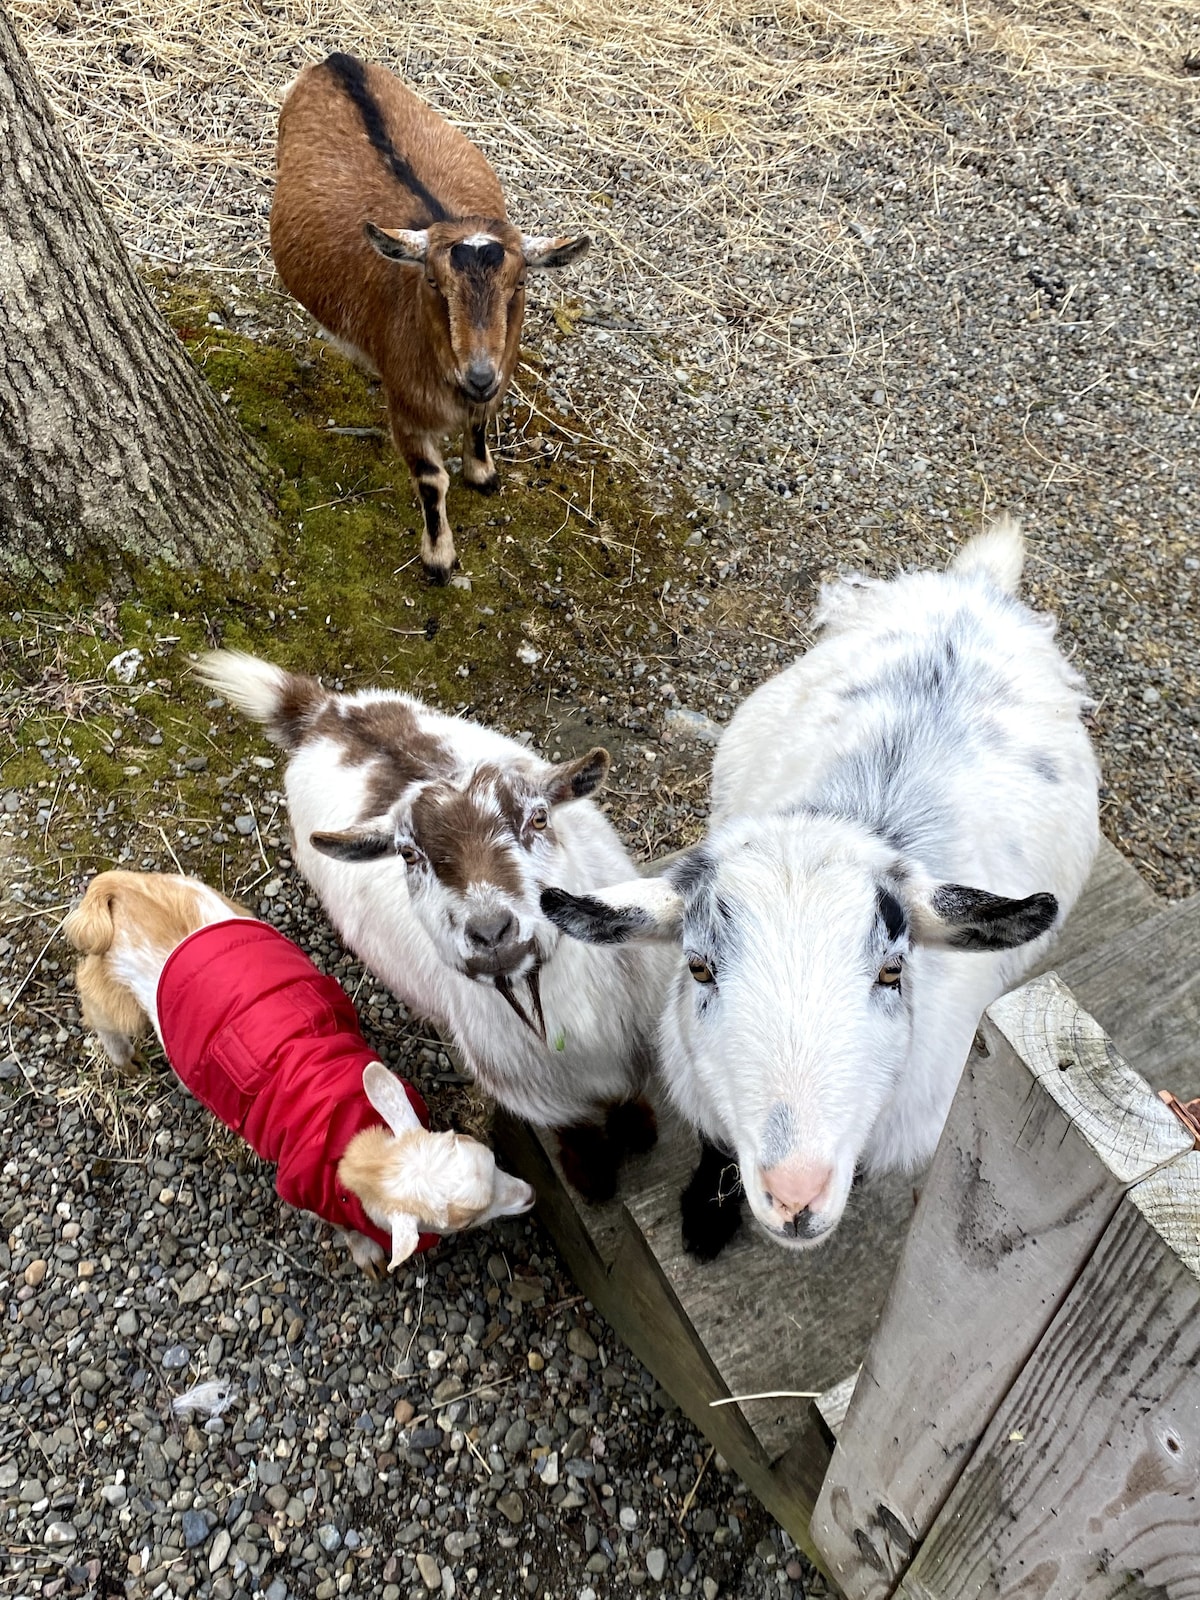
left=415, top=1553, right=441, bottom=1590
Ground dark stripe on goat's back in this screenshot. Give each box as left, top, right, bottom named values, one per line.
left=322, top=52, right=450, bottom=223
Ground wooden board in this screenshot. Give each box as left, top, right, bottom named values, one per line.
left=1059, top=892, right=1200, bottom=1102
left=494, top=1110, right=834, bottom=1562
left=810, top=975, right=1196, bottom=1600
left=630, top=1162, right=919, bottom=1466
left=898, top=1152, right=1200, bottom=1600
left=1029, top=836, right=1163, bottom=977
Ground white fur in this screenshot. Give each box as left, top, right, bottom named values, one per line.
left=568, top=520, right=1100, bottom=1248
left=200, top=654, right=671, bottom=1129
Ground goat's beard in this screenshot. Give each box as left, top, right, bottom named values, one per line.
left=492, top=965, right=547, bottom=1045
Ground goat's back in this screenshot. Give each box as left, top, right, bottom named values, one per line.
left=711, top=553, right=1099, bottom=903
left=271, top=58, right=506, bottom=349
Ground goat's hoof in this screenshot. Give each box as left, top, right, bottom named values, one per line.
left=422, top=560, right=456, bottom=586
left=680, top=1197, right=743, bottom=1261
left=680, top=1160, right=744, bottom=1262
left=556, top=1123, right=619, bottom=1204
left=465, top=472, right=500, bottom=496
left=607, top=1098, right=658, bottom=1158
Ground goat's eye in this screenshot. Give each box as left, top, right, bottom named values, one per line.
left=688, top=957, right=715, bottom=985
left=877, top=961, right=903, bottom=988
left=399, top=844, right=421, bottom=866
left=529, top=807, right=549, bottom=832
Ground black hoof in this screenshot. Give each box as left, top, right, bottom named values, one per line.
left=607, top=1098, right=658, bottom=1158
left=465, top=472, right=500, bottom=497
left=557, top=1123, right=618, bottom=1205
left=680, top=1140, right=744, bottom=1262
left=422, top=561, right=455, bottom=587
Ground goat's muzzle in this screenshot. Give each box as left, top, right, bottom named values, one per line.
left=458, top=363, right=500, bottom=405
left=463, top=937, right=537, bottom=982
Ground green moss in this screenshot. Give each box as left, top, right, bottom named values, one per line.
left=1, top=271, right=694, bottom=877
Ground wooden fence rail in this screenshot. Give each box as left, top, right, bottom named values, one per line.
left=811, top=974, right=1200, bottom=1599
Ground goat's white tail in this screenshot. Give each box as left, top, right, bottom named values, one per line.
left=195, top=649, right=327, bottom=750
left=951, top=515, right=1025, bottom=595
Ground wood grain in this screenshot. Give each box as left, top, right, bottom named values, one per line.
left=810, top=975, right=1194, bottom=1600
left=629, top=1160, right=920, bottom=1465
left=899, top=1153, right=1200, bottom=1600
left=1030, top=838, right=1162, bottom=978
left=1060, top=893, right=1200, bottom=1102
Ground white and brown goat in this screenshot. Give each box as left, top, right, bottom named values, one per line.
left=196, top=650, right=671, bottom=1202
left=270, top=53, right=589, bottom=582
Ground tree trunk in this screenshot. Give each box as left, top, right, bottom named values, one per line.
left=0, top=6, right=276, bottom=589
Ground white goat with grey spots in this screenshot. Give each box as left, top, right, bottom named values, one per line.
left=197, top=650, right=670, bottom=1202
left=543, top=519, right=1100, bottom=1256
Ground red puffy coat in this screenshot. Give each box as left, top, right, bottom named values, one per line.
left=157, top=918, right=436, bottom=1256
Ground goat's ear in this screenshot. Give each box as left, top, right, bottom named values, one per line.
left=541, top=877, right=682, bottom=945
left=521, top=233, right=591, bottom=270
left=388, top=1212, right=422, bottom=1270
left=546, top=746, right=610, bottom=804
left=909, top=882, right=1059, bottom=952
left=365, top=222, right=429, bottom=264
left=362, top=1062, right=423, bottom=1136
left=310, top=826, right=395, bottom=863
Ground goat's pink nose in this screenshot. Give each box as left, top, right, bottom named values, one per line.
left=759, top=1160, right=834, bottom=1220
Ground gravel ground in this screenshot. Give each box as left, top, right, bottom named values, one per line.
left=4, top=4, right=1200, bottom=1599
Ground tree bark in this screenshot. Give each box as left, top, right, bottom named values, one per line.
left=0, top=6, right=276, bottom=589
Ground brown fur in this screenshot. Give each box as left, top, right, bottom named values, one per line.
left=65, top=872, right=248, bottom=1055
left=272, top=57, right=528, bottom=580
left=410, top=772, right=524, bottom=896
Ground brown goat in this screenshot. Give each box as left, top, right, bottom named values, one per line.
left=270, top=54, right=590, bottom=582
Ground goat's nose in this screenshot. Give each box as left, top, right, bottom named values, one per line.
left=760, top=1159, right=834, bottom=1225
left=462, top=359, right=498, bottom=400
left=465, top=908, right=515, bottom=949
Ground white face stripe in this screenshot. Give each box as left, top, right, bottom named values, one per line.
left=462, top=232, right=500, bottom=248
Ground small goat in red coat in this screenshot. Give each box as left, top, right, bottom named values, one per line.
left=270, top=53, right=590, bottom=582
left=66, top=871, right=533, bottom=1275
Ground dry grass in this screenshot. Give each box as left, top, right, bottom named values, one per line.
left=11, top=0, right=1198, bottom=337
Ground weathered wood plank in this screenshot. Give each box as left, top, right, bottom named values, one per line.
left=815, top=1373, right=859, bottom=1441
left=1060, top=893, right=1200, bottom=1101
left=1029, top=836, right=1163, bottom=977
left=810, top=975, right=1195, bottom=1600
left=630, top=1162, right=919, bottom=1465
left=493, top=1110, right=834, bottom=1562
left=898, top=1152, right=1200, bottom=1600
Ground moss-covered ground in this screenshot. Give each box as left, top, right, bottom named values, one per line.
left=1, top=275, right=700, bottom=897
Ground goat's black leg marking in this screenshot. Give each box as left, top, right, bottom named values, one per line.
left=557, top=1122, right=618, bottom=1204
left=606, top=1097, right=658, bottom=1160
left=462, top=421, right=499, bottom=495
left=396, top=424, right=456, bottom=582
left=680, top=1137, right=744, bottom=1261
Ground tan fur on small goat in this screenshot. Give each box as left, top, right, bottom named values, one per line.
left=270, top=52, right=589, bottom=582
left=66, top=870, right=534, bottom=1276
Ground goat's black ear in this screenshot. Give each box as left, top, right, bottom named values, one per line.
left=541, top=878, right=683, bottom=944
left=912, top=883, right=1059, bottom=952
left=546, top=746, right=610, bottom=805
left=521, top=233, right=591, bottom=270
left=364, top=222, right=428, bottom=263
left=310, top=828, right=395, bottom=863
